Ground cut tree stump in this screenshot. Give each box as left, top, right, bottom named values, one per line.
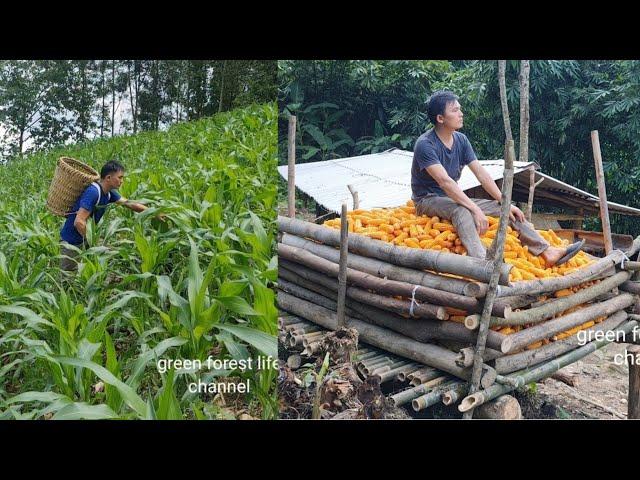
left=475, top=394, right=522, bottom=420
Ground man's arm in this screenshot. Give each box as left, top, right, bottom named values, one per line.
left=425, top=163, right=489, bottom=235
left=115, top=197, right=148, bottom=213
left=115, top=197, right=167, bottom=220
left=73, top=208, right=92, bottom=238
left=467, top=160, right=526, bottom=223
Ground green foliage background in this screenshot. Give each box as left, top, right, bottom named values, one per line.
left=278, top=60, right=640, bottom=235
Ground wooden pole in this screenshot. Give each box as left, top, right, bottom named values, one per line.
left=281, top=233, right=487, bottom=297
left=500, top=293, right=636, bottom=354
left=287, top=115, right=297, bottom=218
left=496, top=250, right=625, bottom=297
left=278, top=216, right=512, bottom=285
left=498, top=60, right=513, bottom=143
left=628, top=344, right=640, bottom=419
left=591, top=130, right=613, bottom=255
left=494, top=311, right=628, bottom=374
left=278, top=243, right=484, bottom=312
left=525, top=169, right=544, bottom=222
left=464, top=139, right=516, bottom=419
left=347, top=184, right=359, bottom=210
left=336, top=203, right=348, bottom=327
left=519, top=60, right=530, bottom=164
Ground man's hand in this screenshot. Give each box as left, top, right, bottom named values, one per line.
left=471, top=207, right=489, bottom=236
left=156, top=213, right=167, bottom=222
left=509, top=205, right=526, bottom=223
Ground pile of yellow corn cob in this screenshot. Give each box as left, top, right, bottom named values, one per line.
left=323, top=199, right=594, bottom=283
left=322, top=201, right=605, bottom=351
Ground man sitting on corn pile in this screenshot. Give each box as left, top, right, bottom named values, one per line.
left=411, top=90, right=584, bottom=265
left=60, top=160, right=162, bottom=272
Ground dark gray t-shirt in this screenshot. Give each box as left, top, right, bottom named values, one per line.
left=411, top=129, right=477, bottom=200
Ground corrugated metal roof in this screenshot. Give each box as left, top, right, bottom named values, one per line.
left=278, top=148, right=640, bottom=216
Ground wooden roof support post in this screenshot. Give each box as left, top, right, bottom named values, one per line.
left=628, top=345, right=640, bottom=419
left=525, top=166, right=544, bottom=222
left=347, top=184, right=359, bottom=210
left=591, top=130, right=613, bottom=255
left=519, top=60, right=530, bottom=164
left=287, top=115, right=297, bottom=218
left=498, top=61, right=513, bottom=143
left=336, top=202, right=349, bottom=328
left=463, top=139, right=516, bottom=419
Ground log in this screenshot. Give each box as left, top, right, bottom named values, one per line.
left=459, top=319, right=639, bottom=412
left=457, top=346, right=503, bottom=368
left=493, top=294, right=540, bottom=316
left=494, top=311, right=628, bottom=374
left=591, top=130, right=613, bottom=255
left=465, top=314, right=503, bottom=331
left=408, top=368, right=442, bottom=385
left=377, top=363, right=422, bottom=384
left=287, top=115, right=296, bottom=218
left=498, top=270, right=632, bottom=325
left=398, top=366, right=428, bottom=383
left=475, top=394, right=522, bottom=419
left=550, top=370, right=578, bottom=388
left=628, top=344, right=640, bottom=419
left=412, top=381, right=460, bottom=411
left=336, top=202, right=349, bottom=328
left=279, top=267, right=505, bottom=350
left=496, top=250, right=626, bottom=297
left=390, top=376, right=450, bottom=407
left=280, top=259, right=446, bottom=320
left=282, top=233, right=486, bottom=297
left=277, top=291, right=497, bottom=385
left=279, top=242, right=486, bottom=313
left=621, top=261, right=640, bottom=272
left=621, top=281, right=640, bottom=295
left=501, top=293, right=636, bottom=354
left=278, top=277, right=361, bottom=319
left=625, top=235, right=640, bottom=259
left=442, top=382, right=469, bottom=406
left=278, top=216, right=512, bottom=285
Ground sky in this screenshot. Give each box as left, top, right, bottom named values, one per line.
left=0, top=92, right=135, bottom=159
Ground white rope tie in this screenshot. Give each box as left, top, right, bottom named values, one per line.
left=622, top=253, right=631, bottom=270
left=409, top=285, right=420, bottom=318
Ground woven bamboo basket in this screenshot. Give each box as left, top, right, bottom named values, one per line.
left=46, top=157, right=100, bottom=216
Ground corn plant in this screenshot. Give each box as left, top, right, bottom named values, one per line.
left=0, top=103, right=278, bottom=419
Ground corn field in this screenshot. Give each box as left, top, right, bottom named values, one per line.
left=0, top=103, right=278, bottom=419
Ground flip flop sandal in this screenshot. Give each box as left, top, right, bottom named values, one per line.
left=555, top=238, right=586, bottom=266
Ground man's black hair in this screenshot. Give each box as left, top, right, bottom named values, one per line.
left=100, top=160, right=125, bottom=179
left=427, top=90, right=459, bottom=125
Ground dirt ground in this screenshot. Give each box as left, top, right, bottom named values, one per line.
left=518, top=342, right=631, bottom=419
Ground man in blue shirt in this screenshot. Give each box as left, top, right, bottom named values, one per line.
left=411, top=90, right=583, bottom=266
left=60, top=160, right=159, bottom=272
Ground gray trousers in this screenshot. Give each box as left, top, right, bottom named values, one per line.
left=415, top=196, right=550, bottom=259
left=60, top=241, right=87, bottom=272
